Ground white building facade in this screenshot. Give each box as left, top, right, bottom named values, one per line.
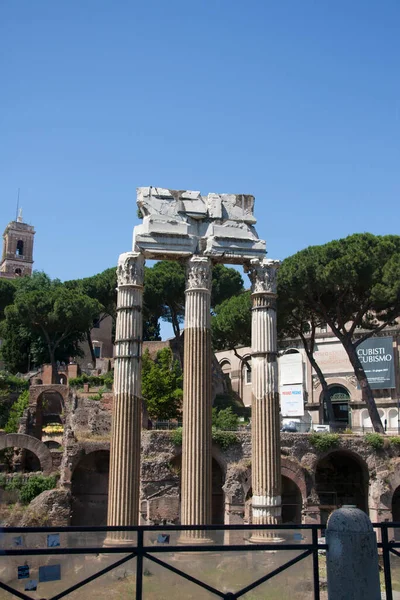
left=216, top=325, right=400, bottom=432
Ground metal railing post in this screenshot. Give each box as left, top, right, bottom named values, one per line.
left=312, top=527, right=320, bottom=600
left=382, top=524, right=393, bottom=600
left=136, top=529, right=144, bottom=600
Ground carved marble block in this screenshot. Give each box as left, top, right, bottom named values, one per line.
left=133, top=187, right=266, bottom=262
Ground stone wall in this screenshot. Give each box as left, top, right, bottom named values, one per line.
left=5, top=384, right=400, bottom=528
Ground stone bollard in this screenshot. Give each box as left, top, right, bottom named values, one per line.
left=326, top=507, right=381, bottom=600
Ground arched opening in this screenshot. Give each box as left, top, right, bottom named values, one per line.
left=392, top=486, right=400, bottom=522
left=35, top=391, right=64, bottom=440
left=315, top=451, right=368, bottom=525
left=219, top=360, right=232, bottom=386
left=71, top=450, right=109, bottom=526
left=283, top=348, right=300, bottom=355
left=43, top=440, right=62, bottom=451
left=282, top=475, right=302, bottom=524
left=389, top=409, right=398, bottom=433
left=392, top=486, right=400, bottom=540
left=0, top=448, right=41, bottom=473
left=59, top=375, right=67, bottom=385
left=16, top=240, right=24, bottom=256
left=14, top=268, right=22, bottom=276
left=244, top=476, right=303, bottom=524
left=171, top=455, right=225, bottom=524
left=323, top=385, right=350, bottom=426
left=212, top=458, right=225, bottom=524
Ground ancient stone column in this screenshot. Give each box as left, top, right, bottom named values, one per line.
left=180, top=256, right=213, bottom=540
left=246, top=258, right=281, bottom=533
left=106, top=252, right=145, bottom=542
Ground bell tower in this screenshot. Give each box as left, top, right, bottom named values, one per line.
left=0, top=209, right=35, bottom=279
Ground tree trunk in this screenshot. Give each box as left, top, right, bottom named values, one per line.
left=49, top=349, right=59, bottom=385
left=87, top=330, right=96, bottom=368
left=170, top=310, right=180, bottom=339
left=299, top=330, right=335, bottom=426
left=308, top=353, right=335, bottom=425
left=342, top=337, right=384, bottom=433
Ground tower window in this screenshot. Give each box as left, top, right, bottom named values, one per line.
left=14, top=268, right=22, bottom=276
left=16, top=240, right=24, bottom=256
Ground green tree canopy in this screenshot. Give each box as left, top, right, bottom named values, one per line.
left=0, top=279, right=16, bottom=321
left=142, top=347, right=183, bottom=420
left=278, top=233, right=400, bottom=433
left=143, top=261, right=244, bottom=339
left=211, top=264, right=244, bottom=308
left=65, top=267, right=118, bottom=366
left=211, top=291, right=252, bottom=352
left=3, top=273, right=101, bottom=383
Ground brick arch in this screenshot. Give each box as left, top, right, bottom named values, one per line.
left=281, top=457, right=307, bottom=503
left=378, top=458, right=400, bottom=515
left=29, top=385, right=69, bottom=409
left=0, top=433, right=53, bottom=474
left=68, top=443, right=110, bottom=480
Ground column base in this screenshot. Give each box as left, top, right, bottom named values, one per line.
left=247, top=533, right=284, bottom=545
left=103, top=534, right=137, bottom=548
left=177, top=531, right=214, bottom=546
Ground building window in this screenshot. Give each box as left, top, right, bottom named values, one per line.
left=245, top=367, right=252, bottom=384
left=94, top=346, right=101, bottom=358
left=14, top=268, right=22, bottom=276
left=319, top=323, right=327, bottom=333
left=93, top=318, right=101, bottom=329
left=16, top=240, right=24, bottom=256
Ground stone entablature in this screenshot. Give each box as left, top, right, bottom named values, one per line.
left=134, top=187, right=266, bottom=262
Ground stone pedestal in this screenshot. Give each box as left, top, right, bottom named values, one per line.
left=246, top=259, right=281, bottom=539
left=326, top=508, right=380, bottom=600
left=180, top=257, right=213, bottom=541
left=106, top=252, right=145, bottom=543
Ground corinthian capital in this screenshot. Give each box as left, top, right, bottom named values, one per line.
left=186, top=256, right=212, bottom=292
left=245, top=258, right=280, bottom=295
left=117, top=252, right=145, bottom=287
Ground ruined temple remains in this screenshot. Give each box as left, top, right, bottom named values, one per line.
left=107, top=187, right=281, bottom=529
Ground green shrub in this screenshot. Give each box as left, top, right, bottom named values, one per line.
left=212, top=429, right=239, bottom=450
left=69, top=372, right=114, bottom=389
left=0, top=372, right=28, bottom=393
left=212, top=407, right=239, bottom=430
left=19, top=474, right=58, bottom=504
left=90, top=387, right=106, bottom=401
left=4, top=474, right=25, bottom=492
left=170, top=426, right=239, bottom=449
left=171, top=428, right=183, bottom=446
left=365, top=432, right=384, bottom=450
left=5, top=390, right=29, bottom=433
left=309, top=432, right=340, bottom=451
left=390, top=437, right=400, bottom=447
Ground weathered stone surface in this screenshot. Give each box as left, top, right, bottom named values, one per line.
left=326, top=507, right=381, bottom=600
left=134, top=187, right=266, bottom=262
left=21, top=489, right=71, bottom=526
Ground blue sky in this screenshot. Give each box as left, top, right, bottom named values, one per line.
left=1, top=0, right=399, bottom=286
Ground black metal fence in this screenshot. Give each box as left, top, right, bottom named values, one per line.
left=0, top=523, right=398, bottom=599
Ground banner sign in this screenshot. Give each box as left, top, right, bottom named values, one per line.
left=356, top=337, right=396, bottom=389
left=280, top=385, right=304, bottom=417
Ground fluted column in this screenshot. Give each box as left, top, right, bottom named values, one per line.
left=246, top=258, right=281, bottom=531
left=106, top=252, right=145, bottom=542
left=180, top=256, right=212, bottom=539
